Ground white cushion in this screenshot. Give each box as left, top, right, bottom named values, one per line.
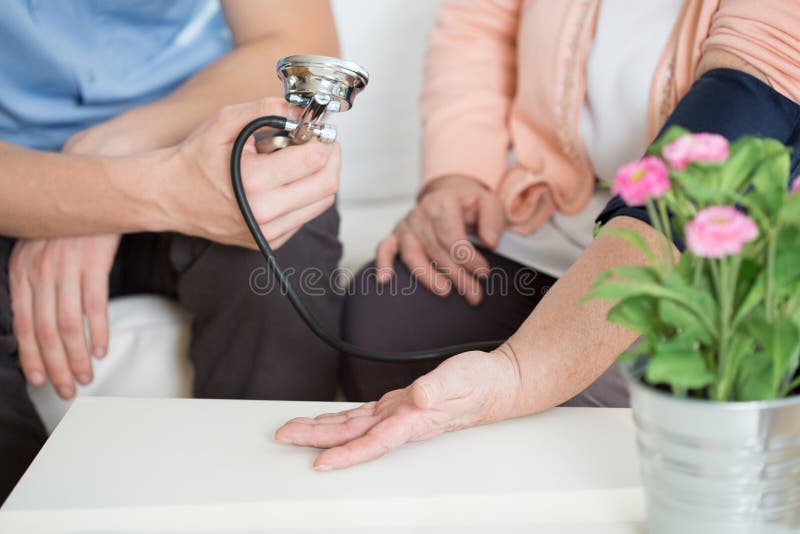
left=28, top=296, right=193, bottom=434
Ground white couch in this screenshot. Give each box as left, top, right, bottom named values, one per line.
left=29, top=0, right=444, bottom=433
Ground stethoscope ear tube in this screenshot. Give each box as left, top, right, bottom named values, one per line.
left=231, top=118, right=503, bottom=363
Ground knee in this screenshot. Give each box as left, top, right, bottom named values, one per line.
left=342, top=258, right=418, bottom=349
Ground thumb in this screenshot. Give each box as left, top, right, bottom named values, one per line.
left=215, top=97, right=295, bottom=140
left=410, top=363, right=471, bottom=410
left=477, top=193, right=506, bottom=248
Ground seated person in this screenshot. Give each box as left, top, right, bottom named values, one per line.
left=1, top=0, right=342, bottom=500
left=277, top=0, right=800, bottom=469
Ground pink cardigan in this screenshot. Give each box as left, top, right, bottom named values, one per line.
left=421, top=0, right=800, bottom=234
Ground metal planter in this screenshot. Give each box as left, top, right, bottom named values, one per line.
left=625, top=364, right=800, bottom=533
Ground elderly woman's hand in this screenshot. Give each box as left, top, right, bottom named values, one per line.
left=375, top=175, right=506, bottom=306
left=274, top=347, right=521, bottom=470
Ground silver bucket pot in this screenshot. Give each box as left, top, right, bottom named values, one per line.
left=624, top=363, right=800, bottom=533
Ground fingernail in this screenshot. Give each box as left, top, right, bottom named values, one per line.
left=314, top=464, right=333, bottom=472
left=484, top=230, right=500, bottom=246
left=77, top=373, right=91, bottom=385
left=274, top=435, right=291, bottom=444
left=57, top=385, right=74, bottom=399
left=93, top=346, right=106, bottom=359
left=29, top=371, right=45, bottom=386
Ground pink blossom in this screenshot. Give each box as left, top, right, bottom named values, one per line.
left=612, top=156, right=671, bottom=206
left=662, top=133, right=729, bottom=170
left=685, top=206, right=759, bottom=258
left=791, top=175, right=800, bottom=194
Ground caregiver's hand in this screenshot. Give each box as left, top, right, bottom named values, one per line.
left=375, top=175, right=506, bottom=305
left=10, top=121, right=150, bottom=399
left=275, top=347, right=521, bottom=470
left=171, top=98, right=339, bottom=250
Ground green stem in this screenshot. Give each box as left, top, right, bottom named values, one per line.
left=657, top=200, right=674, bottom=266
left=711, top=258, right=734, bottom=401
left=765, top=229, right=778, bottom=322
left=646, top=198, right=671, bottom=271
left=693, top=257, right=704, bottom=288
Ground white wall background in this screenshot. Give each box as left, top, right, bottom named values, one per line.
left=331, top=0, right=444, bottom=269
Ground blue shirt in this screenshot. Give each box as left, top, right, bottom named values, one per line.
left=0, top=0, right=233, bottom=151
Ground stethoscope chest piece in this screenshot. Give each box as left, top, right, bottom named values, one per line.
left=256, top=55, right=369, bottom=151
left=277, top=54, right=369, bottom=113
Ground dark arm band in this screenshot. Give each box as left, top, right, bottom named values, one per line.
left=596, top=68, right=800, bottom=250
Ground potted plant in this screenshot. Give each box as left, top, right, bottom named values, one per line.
left=586, top=127, right=800, bottom=533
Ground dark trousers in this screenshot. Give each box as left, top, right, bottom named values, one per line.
left=0, top=207, right=342, bottom=502
left=341, top=246, right=628, bottom=406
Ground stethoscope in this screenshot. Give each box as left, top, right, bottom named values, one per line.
left=231, top=55, right=501, bottom=362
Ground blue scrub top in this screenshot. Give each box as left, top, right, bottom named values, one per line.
left=0, top=0, right=233, bottom=151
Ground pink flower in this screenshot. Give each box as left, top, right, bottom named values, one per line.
left=612, top=156, right=671, bottom=206
left=663, top=133, right=729, bottom=170
left=685, top=206, right=759, bottom=258
left=791, top=175, right=800, bottom=194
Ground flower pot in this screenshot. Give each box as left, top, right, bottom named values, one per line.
left=624, top=361, right=800, bottom=533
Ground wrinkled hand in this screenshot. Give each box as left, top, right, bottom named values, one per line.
left=173, top=98, right=340, bottom=250
left=275, top=347, right=521, bottom=470
left=9, top=121, right=143, bottom=398
left=376, top=175, right=506, bottom=305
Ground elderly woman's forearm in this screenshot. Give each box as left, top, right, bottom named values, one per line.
left=500, top=216, right=679, bottom=417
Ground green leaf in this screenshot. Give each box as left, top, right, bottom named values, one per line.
left=658, top=299, right=713, bottom=345
left=735, top=349, right=773, bottom=401
left=646, top=340, right=714, bottom=391
left=750, top=149, right=790, bottom=216
left=662, top=269, right=719, bottom=327
left=733, top=271, right=765, bottom=326
left=745, top=317, right=800, bottom=395
left=607, top=297, right=662, bottom=338
left=671, top=170, right=722, bottom=204
left=647, top=126, right=690, bottom=158
left=584, top=280, right=718, bottom=337
left=720, top=137, right=764, bottom=192
left=779, top=191, right=800, bottom=223
left=773, top=246, right=800, bottom=289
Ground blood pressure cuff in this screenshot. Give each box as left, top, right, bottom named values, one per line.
left=596, top=68, right=800, bottom=250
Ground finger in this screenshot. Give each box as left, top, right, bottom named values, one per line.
left=477, top=193, right=505, bottom=248
left=56, top=270, right=93, bottom=385
left=32, top=276, right=75, bottom=399
left=409, top=213, right=482, bottom=305
left=248, top=143, right=340, bottom=225
left=314, top=402, right=378, bottom=422
left=82, top=267, right=110, bottom=359
left=275, top=415, right=379, bottom=449
left=426, top=198, right=489, bottom=274
left=397, top=228, right=451, bottom=296
left=244, top=141, right=334, bottom=194
left=314, top=415, right=414, bottom=470
left=255, top=194, right=335, bottom=248
left=9, top=272, right=46, bottom=386
left=375, top=235, right=399, bottom=283
left=280, top=403, right=377, bottom=426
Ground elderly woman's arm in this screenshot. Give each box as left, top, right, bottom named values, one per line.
left=275, top=1, right=800, bottom=469
left=274, top=215, right=661, bottom=469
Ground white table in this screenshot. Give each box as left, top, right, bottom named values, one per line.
left=1, top=397, right=645, bottom=533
